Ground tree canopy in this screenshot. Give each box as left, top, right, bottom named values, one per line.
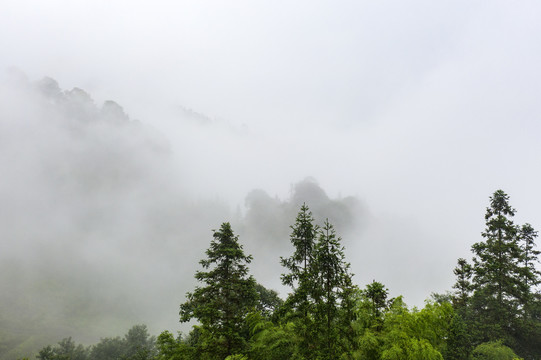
left=179, top=222, right=257, bottom=359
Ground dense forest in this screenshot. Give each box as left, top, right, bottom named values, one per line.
left=22, top=190, right=541, bottom=360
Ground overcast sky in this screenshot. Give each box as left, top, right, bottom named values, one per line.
left=2, top=0, right=541, bottom=333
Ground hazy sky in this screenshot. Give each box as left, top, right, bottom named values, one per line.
left=2, top=0, right=541, bottom=339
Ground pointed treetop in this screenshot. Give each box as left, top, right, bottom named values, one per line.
left=486, top=189, right=515, bottom=219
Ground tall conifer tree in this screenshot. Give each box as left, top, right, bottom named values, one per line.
left=280, top=204, right=319, bottom=358
left=179, top=223, right=257, bottom=359
left=453, top=258, right=473, bottom=312
left=470, top=190, right=529, bottom=342
left=312, top=219, right=355, bottom=359
left=518, top=223, right=540, bottom=296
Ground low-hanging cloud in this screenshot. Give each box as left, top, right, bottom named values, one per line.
left=0, top=72, right=230, bottom=356
left=2, top=2, right=541, bottom=357
left=0, top=72, right=369, bottom=358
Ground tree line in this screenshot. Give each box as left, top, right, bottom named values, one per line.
left=29, top=190, right=540, bottom=359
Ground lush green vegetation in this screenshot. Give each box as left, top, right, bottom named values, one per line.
left=25, top=190, right=541, bottom=359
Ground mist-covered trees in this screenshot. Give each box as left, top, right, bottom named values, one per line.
left=35, top=325, right=156, bottom=360
left=37, top=337, right=87, bottom=360
left=278, top=205, right=356, bottom=359
left=26, top=191, right=541, bottom=359
left=279, top=204, right=318, bottom=357
left=179, top=222, right=257, bottom=359
left=280, top=204, right=318, bottom=313
left=312, top=219, right=356, bottom=358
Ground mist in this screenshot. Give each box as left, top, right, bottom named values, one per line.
left=0, top=73, right=366, bottom=358
left=1, top=1, right=541, bottom=358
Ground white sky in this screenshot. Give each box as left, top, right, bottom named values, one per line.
left=2, top=0, right=541, bottom=312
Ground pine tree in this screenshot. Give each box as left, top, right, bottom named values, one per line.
left=470, top=190, right=525, bottom=341
left=452, top=258, right=473, bottom=311
left=445, top=313, right=472, bottom=360
left=515, top=224, right=541, bottom=358
left=179, top=223, right=257, bottom=359
left=449, top=258, right=475, bottom=358
left=518, top=224, right=540, bottom=298
left=280, top=203, right=318, bottom=303
left=279, top=204, right=319, bottom=358
left=312, top=219, right=355, bottom=359
left=363, top=280, right=389, bottom=324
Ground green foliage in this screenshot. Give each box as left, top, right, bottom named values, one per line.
left=452, top=258, right=473, bottom=311
left=352, top=295, right=454, bottom=360
left=471, top=341, right=522, bottom=360
left=155, top=331, right=193, bottom=360
left=280, top=203, right=318, bottom=288
left=444, top=313, right=472, bottom=360
left=362, top=280, right=389, bottom=329
left=279, top=204, right=319, bottom=358
left=471, top=190, right=525, bottom=338
left=380, top=338, right=443, bottom=360
left=122, top=324, right=156, bottom=360
left=179, top=222, right=257, bottom=359
left=36, top=337, right=88, bottom=360
left=25, top=194, right=541, bottom=360
left=312, top=219, right=356, bottom=359
left=280, top=204, right=318, bottom=314
left=254, top=283, right=283, bottom=319
left=36, top=325, right=155, bottom=360
left=224, top=355, right=247, bottom=360
left=518, top=223, right=540, bottom=297
left=354, top=328, right=380, bottom=360
left=456, top=190, right=541, bottom=358
left=280, top=206, right=356, bottom=359
left=383, top=299, right=452, bottom=357
left=246, top=312, right=295, bottom=360
left=88, top=336, right=124, bottom=360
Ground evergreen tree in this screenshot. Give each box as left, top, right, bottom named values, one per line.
left=179, top=223, right=257, bottom=359
left=155, top=331, right=193, bottom=360
left=515, top=223, right=541, bottom=358
left=123, top=324, right=156, bottom=360
left=254, top=283, right=283, bottom=319
left=518, top=223, right=540, bottom=297
left=88, top=337, right=125, bottom=360
left=452, top=190, right=541, bottom=358
left=362, top=280, right=389, bottom=332
left=449, top=259, right=475, bottom=358
left=445, top=313, right=472, bottom=360
left=452, top=258, right=473, bottom=312
left=363, top=280, right=389, bottom=320
left=470, top=190, right=524, bottom=340
left=37, top=337, right=88, bottom=360
left=280, top=203, right=318, bottom=307
left=279, top=204, right=319, bottom=358
left=312, top=219, right=355, bottom=359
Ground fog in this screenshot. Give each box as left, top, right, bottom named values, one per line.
left=1, top=0, right=541, bottom=357
left=0, top=74, right=365, bottom=356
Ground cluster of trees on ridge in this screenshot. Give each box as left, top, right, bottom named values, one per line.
left=27, top=190, right=541, bottom=359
